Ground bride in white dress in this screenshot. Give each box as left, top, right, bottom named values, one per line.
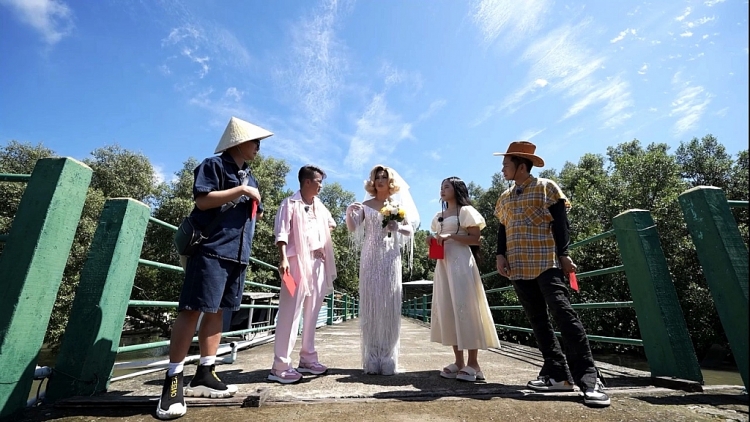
left=345, top=165, right=418, bottom=375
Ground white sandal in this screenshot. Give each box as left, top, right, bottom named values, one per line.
left=440, top=363, right=460, bottom=379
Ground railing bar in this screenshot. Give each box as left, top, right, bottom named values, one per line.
left=117, top=324, right=278, bottom=353
left=494, top=324, right=643, bottom=346
left=727, top=200, right=749, bottom=208
left=148, top=217, right=178, bottom=231
left=0, top=234, right=8, bottom=243
left=245, top=281, right=281, bottom=291
left=0, top=174, right=32, bottom=182
left=250, top=257, right=278, bottom=271
left=569, top=230, right=616, bottom=250
left=127, top=300, right=279, bottom=310
left=491, top=301, right=634, bottom=311
left=486, top=286, right=515, bottom=294
left=138, top=258, right=184, bottom=273
left=576, top=265, right=626, bottom=279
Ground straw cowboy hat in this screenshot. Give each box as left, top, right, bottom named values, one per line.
left=214, top=116, right=274, bottom=154
left=493, top=141, right=545, bottom=167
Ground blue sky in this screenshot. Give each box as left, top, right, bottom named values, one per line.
left=1, top=0, right=747, bottom=226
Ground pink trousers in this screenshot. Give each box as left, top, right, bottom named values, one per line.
left=272, top=255, right=327, bottom=371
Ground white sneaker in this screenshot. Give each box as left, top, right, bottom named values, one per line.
left=527, top=375, right=575, bottom=392
left=583, top=380, right=610, bottom=407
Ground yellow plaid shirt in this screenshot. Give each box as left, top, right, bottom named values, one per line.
left=494, top=176, right=570, bottom=281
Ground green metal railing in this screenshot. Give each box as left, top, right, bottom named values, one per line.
left=0, top=173, right=32, bottom=183
left=402, top=210, right=705, bottom=383
left=486, top=229, right=636, bottom=347
left=404, top=229, right=638, bottom=346
left=119, top=216, right=358, bottom=355
left=727, top=200, right=749, bottom=208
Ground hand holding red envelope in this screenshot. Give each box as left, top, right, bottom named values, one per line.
left=428, top=237, right=444, bottom=259
left=282, top=272, right=297, bottom=295
left=568, top=272, right=579, bottom=292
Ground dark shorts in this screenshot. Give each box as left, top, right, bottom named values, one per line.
left=178, top=253, right=247, bottom=313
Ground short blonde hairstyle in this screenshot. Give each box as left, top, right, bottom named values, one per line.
left=364, top=165, right=401, bottom=196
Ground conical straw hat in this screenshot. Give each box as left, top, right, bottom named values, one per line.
left=214, top=117, right=273, bottom=154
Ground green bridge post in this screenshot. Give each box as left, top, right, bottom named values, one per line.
left=613, top=209, right=703, bottom=384
left=46, top=199, right=151, bottom=402
left=422, top=294, right=428, bottom=322
left=0, top=158, right=92, bottom=420
left=342, top=294, right=348, bottom=321
left=678, top=186, right=748, bottom=390
left=327, top=294, right=334, bottom=325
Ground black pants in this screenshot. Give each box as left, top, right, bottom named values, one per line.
left=512, top=268, right=598, bottom=390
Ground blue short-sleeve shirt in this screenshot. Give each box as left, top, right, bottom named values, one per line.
left=189, top=151, right=262, bottom=264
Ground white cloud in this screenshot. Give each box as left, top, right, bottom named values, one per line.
left=472, top=0, right=551, bottom=47
left=680, top=31, right=694, bottom=37
left=649, top=107, right=658, bottom=112
left=417, top=100, right=447, bottom=122
left=670, top=79, right=712, bottom=136
left=702, top=34, right=709, bottom=39
left=562, top=75, right=633, bottom=127
left=675, top=7, right=692, bottom=22
left=344, top=94, right=407, bottom=170
left=428, top=151, right=441, bottom=161
left=518, top=128, right=545, bottom=140
left=162, top=26, right=200, bottom=46
left=610, top=28, right=636, bottom=43
left=689, top=16, right=715, bottom=27
left=181, top=47, right=210, bottom=77
left=283, top=0, right=348, bottom=126
left=0, top=0, right=75, bottom=45
left=638, top=64, right=648, bottom=74
left=224, top=87, right=243, bottom=102
left=704, top=0, right=725, bottom=6
left=475, top=22, right=632, bottom=127
left=714, top=107, right=728, bottom=117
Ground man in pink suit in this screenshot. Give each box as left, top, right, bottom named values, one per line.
left=269, top=165, right=337, bottom=384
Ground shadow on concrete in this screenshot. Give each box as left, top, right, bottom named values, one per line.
left=635, top=392, right=749, bottom=407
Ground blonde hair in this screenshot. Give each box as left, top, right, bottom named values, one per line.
left=364, top=165, right=401, bottom=196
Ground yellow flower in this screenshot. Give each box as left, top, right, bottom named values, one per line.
left=397, top=208, right=406, bottom=218
left=380, top=206, right=389, bottom=215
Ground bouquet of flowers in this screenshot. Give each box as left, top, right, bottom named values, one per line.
left=380, top=200, right=406, bottom=237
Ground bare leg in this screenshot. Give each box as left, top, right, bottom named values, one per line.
left=452, top=345, right=466, bottom=369
left=466, top=349, right=480, bottom=372
left=198, top=311, right=224, bottom=357
left=169, top=310, right=201, bottom=363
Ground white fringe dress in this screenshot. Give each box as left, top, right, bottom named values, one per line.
left=353, top=206, right=406, bottom=375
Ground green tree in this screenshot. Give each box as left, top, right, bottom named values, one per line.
left=318, top=182, right=358, bottom=293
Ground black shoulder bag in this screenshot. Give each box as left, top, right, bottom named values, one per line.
left=173, top=205, right=235, bottom=256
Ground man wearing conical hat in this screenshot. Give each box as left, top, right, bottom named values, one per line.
left=157, top=117, right=272, bottom=420
left=493, top=141, right=610, bottom=408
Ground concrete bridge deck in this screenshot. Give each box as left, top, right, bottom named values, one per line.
left=26, top=318, right=748, bottom=421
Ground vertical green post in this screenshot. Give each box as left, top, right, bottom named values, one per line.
left=0, top=158, right=92, bottom=420
left=678, top=187, right=748, bottom=389
left=613, top=209, right=703, bottom=383
left=422, top=294, right=428, bottom=322
left=327, top=294, right=334, bottom=325
left=45, top=199, right=151, bottom=402
left=343, top=294, right=348, bottom=321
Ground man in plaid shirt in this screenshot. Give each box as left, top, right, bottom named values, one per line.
left=494, top=141, right=609, bottom=407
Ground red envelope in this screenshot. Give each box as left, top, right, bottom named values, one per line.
left=282, top=272, right=297, bottom=295
left=568, top=272, right=579, bottom=292
left=428, top=238, right=444, bottom=259
left=250, top=200, right=258, bottom=219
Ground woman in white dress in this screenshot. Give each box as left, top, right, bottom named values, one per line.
left=428, top=176, right=500, bottom=382
left=345, top=165, right=417, bottom=375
